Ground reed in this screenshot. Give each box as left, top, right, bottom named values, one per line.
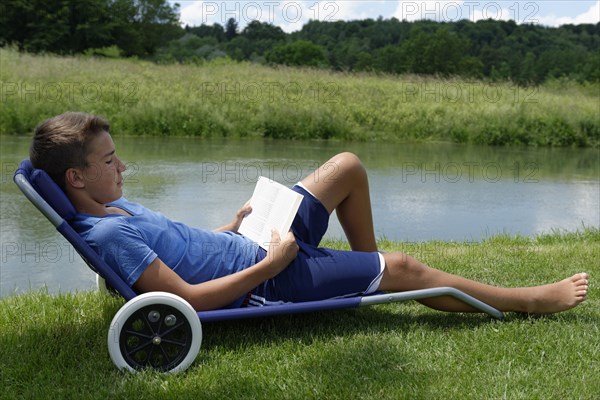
left=1, top=47, right=598, bottom=147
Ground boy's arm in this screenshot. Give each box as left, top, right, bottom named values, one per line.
left=133, top=230, right=297, bottom=311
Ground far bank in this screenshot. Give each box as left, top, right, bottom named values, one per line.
left=1, top=48, right=598, bottom=147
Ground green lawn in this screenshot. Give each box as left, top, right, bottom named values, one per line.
left=1, top=229, right=598, bottom=399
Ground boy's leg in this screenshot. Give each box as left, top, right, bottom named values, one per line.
left=300, top=153, right=589, bottom=315
left=380, top=252, right=589, bottom=314
left=300, top=152, right=377, bottom=252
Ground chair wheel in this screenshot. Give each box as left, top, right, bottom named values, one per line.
left=107, top=292, right=202, bottom=373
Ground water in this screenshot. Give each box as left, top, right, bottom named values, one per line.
left=1, top=136, right=598, bottom=297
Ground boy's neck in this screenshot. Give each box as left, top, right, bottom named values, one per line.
left=67, top=187, right=112, bottom=217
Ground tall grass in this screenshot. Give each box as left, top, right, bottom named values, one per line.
left=1, top=47, right=598, bottom=146
left=1, top=229, right=598, bottom=399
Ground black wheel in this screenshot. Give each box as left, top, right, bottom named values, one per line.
left=108, top=292, right=202, bottom=373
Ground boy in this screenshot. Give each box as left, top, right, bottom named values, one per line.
left=30, top=112, right=588, bottom=313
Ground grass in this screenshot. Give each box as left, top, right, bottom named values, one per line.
left=1, top=229, right=598, bottom=399
left=1, top=47, right=599, bottom=146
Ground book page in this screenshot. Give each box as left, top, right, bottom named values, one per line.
left=238, top=177, right=304, bottom=250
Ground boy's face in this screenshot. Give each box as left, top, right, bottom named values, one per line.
left=80, top=130, right=126, bottom=204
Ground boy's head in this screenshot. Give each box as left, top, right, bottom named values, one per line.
left=30, top=112, right=110, bottom=190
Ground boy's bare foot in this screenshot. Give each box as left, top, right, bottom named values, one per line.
left=525, top=273, right=589, bottom=314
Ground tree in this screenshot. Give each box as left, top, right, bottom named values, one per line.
left=224, top=36, right=252, bottom=61
left=401, top=27, right=473, bottom=76
left=518, top=52, right=537, bottom=85
left=66, top=0, right=113, bottom=52
left=242, top=20, right=285, bottom=42
left=372, top=45, right=405, bottom=74
left=490, top=62, right=511, bottom=81
left=225, top=18, right=238, bottom=41
left=0, top=0, right=182, bottom=56
left=10, top=4, right=596, bottom=84
left=582, top=52, right=600, bottom=81
left=105, top=0, right=184, bottom=56
left=187, top=23, right=225, bottom=42
left=354, top=51, right=374, bottom=72
left=266, top=40, right=328, bottom=67
left=1, top=0, right=72, bottom=53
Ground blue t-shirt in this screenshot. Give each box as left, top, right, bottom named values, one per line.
left=72, top=198, right=260, bottom=307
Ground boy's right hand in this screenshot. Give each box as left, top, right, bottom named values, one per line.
left=266, top=229, right=299, bottom=276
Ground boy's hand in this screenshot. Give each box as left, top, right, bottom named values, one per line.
left=266, top=229, right=299, bottom=276
left=230, top=200, right=252, bottom=232
left=214, top=200, right=251, bottom=232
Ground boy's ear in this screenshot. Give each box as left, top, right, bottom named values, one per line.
left=65, top=167, right=85, bottom=189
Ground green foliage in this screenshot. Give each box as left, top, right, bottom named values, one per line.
left=154, top=34, right=225, bottom=64
left=83, top=45, right=122, bottom=58
left=0, top=0, right=182, bottom=57
left=1, top=48, right=598, bottom=147
left=402, top=27, right=472, bottom=76
left=171, top=18, right=600, bottom=85
left=185, top=23, right=225, bottom=42
left=2, top=1, right=598, bottom=85
left=266, top=40, right=329, bottom=68
left=243, top=20, right=286, bottom=42
left=224, top=18, right=238, bottom=41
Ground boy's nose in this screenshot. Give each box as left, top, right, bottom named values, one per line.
left=117, top=158, right=127, bottom=171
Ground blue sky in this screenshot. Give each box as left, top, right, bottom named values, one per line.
left=173, top=1, right=600, bottom=32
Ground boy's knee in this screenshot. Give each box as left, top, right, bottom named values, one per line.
left=334, top=152, right=366, bottom=178
left=385, top=252, right=423, bottom=278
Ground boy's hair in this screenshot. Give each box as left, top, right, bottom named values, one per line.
left=30, top=112, right=110, bottom=190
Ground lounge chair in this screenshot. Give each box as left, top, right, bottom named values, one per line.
left=14, top=159, right=503, bottom=373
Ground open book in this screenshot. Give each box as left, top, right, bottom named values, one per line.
left=238, top=176, right=304, bottom=250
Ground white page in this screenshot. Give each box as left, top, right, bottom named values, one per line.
left=238, top=177, right=304, bottom=250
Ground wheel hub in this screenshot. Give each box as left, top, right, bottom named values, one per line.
left=117, top=302, right=197, bottom=372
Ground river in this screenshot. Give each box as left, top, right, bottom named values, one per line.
left=1, top=136, right=598, bottom=297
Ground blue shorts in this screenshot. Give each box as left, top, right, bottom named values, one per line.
left=247, top=184, right=385, bottom=306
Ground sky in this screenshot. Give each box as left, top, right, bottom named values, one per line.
left=173, top=1, right=600, bottom=32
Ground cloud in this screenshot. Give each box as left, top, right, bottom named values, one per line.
left=327, top=1, right=372, bottom=21
left=470, top=4, right=514, bottom=23
left=276, top=1, right=315, bottom=33
left=537, top=1, right=600, bottom=26
left=178, top=0, right=600, bottom=30
left=179, top=1, right=206, bottom=27
left=179, top=1, right=280, bottom=28
left=179, top=1, right=342, bottom=32
left=392, top=1, right=535, bottom=24
left=392, top=0, right=599, bottom=26
left=393, top=1, right=467, bottom=22
left=276, top=1, right=373, bottom=33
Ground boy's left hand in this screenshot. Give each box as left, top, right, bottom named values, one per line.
left=230, top=200, right=252, bottom=232
left=213, top=200, right=252, bottom=233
